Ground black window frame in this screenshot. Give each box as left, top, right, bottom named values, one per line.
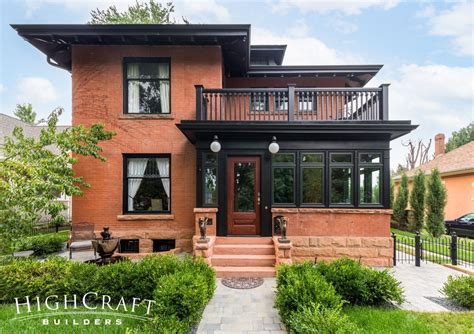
left=300, top=152, right=325, bottom=207
left=329, top=152, right=354, bottom=207
left=123, top=57, right=171, bottom=115
left=152, top=239, right=176, bottom=252
left=271, top=152, right=296, bottom=206
left=202, top=152, right=218, bottom=207
left=119, top=239, right=139, bottom=253
left=358, top=152, right=383, bottom=207
left=123, top=153, right=172, bottom=214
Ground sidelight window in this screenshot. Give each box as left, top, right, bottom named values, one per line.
left=359, top=153, right=382, bottom=204
left=203, top=153, right=218, bottom=206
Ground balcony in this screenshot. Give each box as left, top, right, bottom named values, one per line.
left=196, top=84, right=389, bottom=122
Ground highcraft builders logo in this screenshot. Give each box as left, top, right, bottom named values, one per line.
left=12, top=293, right=155, bottom=326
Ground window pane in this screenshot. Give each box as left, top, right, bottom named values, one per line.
left=273, top=167, right=294, bottom=203
left=234, top=162, right=255, bottom=212
left=127, top=62, right=169, bottom=79
left=204, top=153, right=217, bottom=165
left=302, top=153, right=323, bottom=163
left=131, top=177, right=170, bottom=211
left=302, top=168, right=323, bottom=204
left=128, top=81, right=162, bottom=114
left=273, top=153, right=294, bottom=163
left=331, top=167, right=352, bottom=204
left=204, top=167, right=218, bottom=205
left=359, top=167, right=380, bottom=204
left=360, top=153, right=381, bottom=163
left=331, top=153, right=352, bottom=163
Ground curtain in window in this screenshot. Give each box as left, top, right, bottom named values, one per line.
left=127, top=64, right=140, bottom=113
left=127, top=158, right=148, bottom=210
left=158, top=63, right=170, bottom=114
left=156, top=158, right=170, bottom=198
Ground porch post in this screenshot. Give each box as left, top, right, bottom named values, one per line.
left=288, top=84, right=296, bottom=121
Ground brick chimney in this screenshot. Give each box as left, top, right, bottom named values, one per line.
left=434, top=133, right=445, bottom=158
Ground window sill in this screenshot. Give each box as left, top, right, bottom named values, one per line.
left=117, top=214, right=174, bottom=221
left=119, top=114, right=175, bottom=120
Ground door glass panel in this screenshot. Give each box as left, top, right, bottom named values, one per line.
left=234, top=162, right=255, bottom=212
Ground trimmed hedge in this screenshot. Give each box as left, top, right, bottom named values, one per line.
left=15, top=232, right=67, bottom=256
left=0, top=255, right=216, bottom=333
left=275, top=258, right=404, bottom=334
left=442, top=275, right=474, bottom=309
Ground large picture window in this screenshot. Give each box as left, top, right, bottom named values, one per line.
left=272, top=153, right=295, bottom=205
left=359, top=153, right=382, bottom=204
left=124, top=58, right=170, bottom=114
left=124, top=155, right=170, bottom=213
left=330, top=153, right=353, bottom=205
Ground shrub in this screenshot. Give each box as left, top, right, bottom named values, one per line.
left=316, top=258, right=404, bottom=306
left=15, top=233, right=66, bottom=256
left=392, top=173, right=409, bottom=230
left=288, top=302, right=359, bottom=334
left=409, top=170, right=425, bottom=232
left=442, top=275, right=474, bottom=309
left=426, top=169, right=447, bottom=237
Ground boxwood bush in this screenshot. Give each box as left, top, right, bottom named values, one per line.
left=442, top=275, right=474, bottom=309
left=0, top=254, right=216, bottom=333
left=15, top=232, right=67, bottom=256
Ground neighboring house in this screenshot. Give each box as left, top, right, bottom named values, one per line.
left=0, top=113, right=72, bottom=223
left=393, top=134, right=474, bottom=220
left=13, top=24, right=416, bottom=275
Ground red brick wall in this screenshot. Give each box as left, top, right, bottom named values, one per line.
left=71, top=45, right=223, bottom=252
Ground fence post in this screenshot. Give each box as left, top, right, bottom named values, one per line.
left=415, top=232, right=421, bottom=267
left=451, top=232, right=458, bottom=266
left=391, top=232, right=396, bottom=266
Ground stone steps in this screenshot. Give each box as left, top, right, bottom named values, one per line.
left=214, top=244, right=275, bottom=255
left=212, top=254, right=276, bottom=267
left=215, top=237, right=273, bottom=245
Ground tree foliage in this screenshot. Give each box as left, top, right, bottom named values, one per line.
left=89, top=0, right=180, bottom=24
left=0, top=108, right=115, bottom=253
left=445, top=123, right=474, bottom=153
left=425, top=169, right=447, bottom=237
left=392, top=173, right=409, bottom=230
left=14, top=103, right=36, bottom=124
left=409, top=170, right=425, bottom=232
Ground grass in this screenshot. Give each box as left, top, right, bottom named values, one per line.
left=0, top=303, right=145, bottom=334
left=345, top=307, right=474, bottom=334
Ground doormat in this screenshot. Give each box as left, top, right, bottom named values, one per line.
left=221, top=277, right=264, bottom=289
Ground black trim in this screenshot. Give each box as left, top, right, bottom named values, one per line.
left=122, top=153, right=171, bottom=214
left=123, top=57, right=171, bottom=115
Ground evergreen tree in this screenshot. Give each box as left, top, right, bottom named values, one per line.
left=409, top=170, right=425, bottom=232
left=14, top=103, right=36, bottom=124
left=425, top=169, right=447, bottom=237
left=390, top=179, right=394, bottom=208
left=392, top=173, right=409, bottom=230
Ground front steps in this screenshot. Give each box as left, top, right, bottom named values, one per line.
left=212, top=237, right=276, bottom=278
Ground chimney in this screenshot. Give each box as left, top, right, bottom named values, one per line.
left=434, top=133, right=445, bottom=158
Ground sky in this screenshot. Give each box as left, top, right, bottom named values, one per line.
left=0, top=0, right=473, bottom=169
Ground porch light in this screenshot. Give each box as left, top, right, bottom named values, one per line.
left=210, top=135, right=221, bottom=153
left=268, top=136, right=279, bottom=154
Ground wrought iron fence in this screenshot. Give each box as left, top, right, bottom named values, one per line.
left=30, top=223, right=71, bottom=236
left=392, top=232, right=474, bottom=268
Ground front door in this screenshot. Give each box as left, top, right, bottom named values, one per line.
left=227, top=156, right=261, bottom=235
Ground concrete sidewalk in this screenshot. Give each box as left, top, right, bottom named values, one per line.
left=392, top=262, right=467, bottom=312
left=197, top=278, right=285, bottom=334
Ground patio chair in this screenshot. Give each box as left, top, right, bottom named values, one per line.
left=69, top=222, right=97, bottom=260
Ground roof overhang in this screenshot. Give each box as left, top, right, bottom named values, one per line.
left=177, top=120, right=417, bottom=144
left=11, top=24, right=251, bottom=75
left=250, top=45, right=287, bottom=65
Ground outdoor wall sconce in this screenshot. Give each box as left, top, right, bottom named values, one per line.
left=268, top=136, right=279, bottom=154
left=210, top=135, right=221, bottom=153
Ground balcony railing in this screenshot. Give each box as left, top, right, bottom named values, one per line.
left=196, top=84, right=389, bottom=122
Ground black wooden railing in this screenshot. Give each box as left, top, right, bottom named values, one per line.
left=195, top=84, right=389, bottom=121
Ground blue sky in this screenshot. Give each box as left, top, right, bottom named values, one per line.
left=0, top=0, right=472, bottom=168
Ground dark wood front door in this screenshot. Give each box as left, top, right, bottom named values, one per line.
left=227, top=156, right=261, bottom=235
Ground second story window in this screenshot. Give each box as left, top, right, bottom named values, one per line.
left=125, top=58, right=170, bottom=114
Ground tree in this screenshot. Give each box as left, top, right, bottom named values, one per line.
left=409, top=170, right=425, bottom=232
left=425, top=169, right=447, bottom=237
left=0, top=108, right=115, bottom=253
left=445, top=123, right=473, bottom=153
left=392, top=173, right=409, bottom=230
left=402, top=138, right=431, bottom=170
left=89, top=0, right=180, bottom=24
left=390, top=179, right=394, bottom=208
left=14, top=103, right=36, bottom=124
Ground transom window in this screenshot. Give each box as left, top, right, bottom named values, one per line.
left=124, top=154, right=170, bottom=213
left=124, top=58, right=170, bottom=114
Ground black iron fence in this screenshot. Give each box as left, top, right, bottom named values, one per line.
left=30, top=223, right=71, bottom=236
left=392, top=232, right=474, bottom=268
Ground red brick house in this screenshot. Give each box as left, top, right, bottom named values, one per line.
left=13, top=24, right=416, bottom=276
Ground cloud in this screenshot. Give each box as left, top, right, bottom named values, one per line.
left=178, top=0, right=230, bottom=23
left=252, top=26, right=362, bottom=65
left=424, top=2, right=473, bottom=56
left=331, top=17, right=359, bottom=34
left=16, top=77, right=59, bottom=104
left=0, top=84, right=5, bottom=94
left=271, top=0, right=400, bottom=15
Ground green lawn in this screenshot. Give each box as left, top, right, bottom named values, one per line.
left=345, top=307, right=474, bottom=334
left=0, top=303, right=145, bottom=334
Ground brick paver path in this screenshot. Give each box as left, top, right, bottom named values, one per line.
left=197, top=278, right=286, bottom=334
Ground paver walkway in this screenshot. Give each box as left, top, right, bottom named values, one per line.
left=392, top=262, right=467, bottom=311
left=197, top=278, right=285, bottom=334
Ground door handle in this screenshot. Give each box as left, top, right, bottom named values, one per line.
left=257, top=192, right=261, bottom=206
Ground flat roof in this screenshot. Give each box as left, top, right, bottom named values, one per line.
left=250, top=45, right=287, bottom=65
